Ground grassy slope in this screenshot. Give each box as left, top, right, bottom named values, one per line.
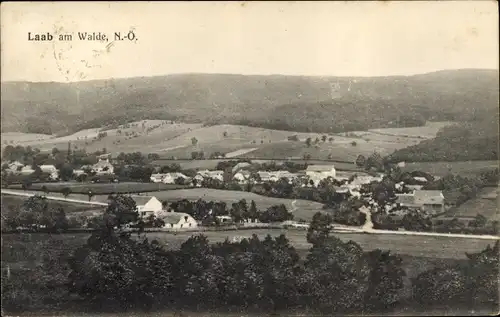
left=1, top=194, right=104, bottom=215
left=400, top=160, right=499, bottom=177
left=2, top=122, right=450, bottom=161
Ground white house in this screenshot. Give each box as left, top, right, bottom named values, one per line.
left=92, top=158, right=114, bottom=175
left=396, top=190, right=445, bottom=215
left=306, top=165, right=336, bottom=186
left=414, top=190, right=445, bottom=214
left=19, top=166, right=35, bottom=175
left=73, top=169, right=86, bottom=177
left=197, top=170, right=224, bottom=182
left=39, top=165, right=59, bottom=180
left=257, top=171, right=271, bottom=182
left=232, top=162, right=251, bottom=174
left=216, top=215, right=233, bottom=224
left=160, top=212, right=198, bottom=229
left=130, top=195, right=163, bottom=218
left=150, top=173, right=166, bottom=183
left=413, top=176, right=428, bottom=183
left=162, top=172, right=188, bottom=184
left=350, top=175, right=376, bottom=186
left=233, top=171, right=251, bottom=183
left=7, top=161, right=24, bottom=173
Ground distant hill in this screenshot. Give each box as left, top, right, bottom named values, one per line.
left=1, top=69, right=498, bottom=134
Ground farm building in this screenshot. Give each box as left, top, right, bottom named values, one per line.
left=73, top=169, right=86, bottom=177
left=39, top=165, right=59, bottom=180
left=150, top=173, right=165, bottom=183
left=396, top=190, right=445, bottom=215
left=161, top=173, right=188, bottom=184
left=306, top=165, right=336, bottom=186
left=233, top=170, right=251, bottom=183
left=160, top=212, right=198, bottom=229
left=92, top=157, right=114, bottom=175
left=7, top=161, right=24, bottom=172
left=216, top=215, right=233, bottom=224
left=232, top=162, right=251, bottom=174
left=19, top=166, right=35, bottom=175
left=130, top=195, right=163, bottom=218
left=413, top=176, right=429, bottom=183
left=197, top=170, right=224, bottom=182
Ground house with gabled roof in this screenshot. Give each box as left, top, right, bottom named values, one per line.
left=7, top=161, right=24, bottom=173
left=92, top=157, right=114, bottom=175
left=162, top=172, right=189, bottom=184
left=306, top=165, right=336, bottom=186
left=233, top=170, right=251, bottom=183
left=396, top=190, right=445, bottom=214
left=130, top=195, right=163, bottom=218
left=232, top=162, right=251, bottom=174
left=197, top=170, right=224, bottom=182
left=160, top=212, right=198, bottom=229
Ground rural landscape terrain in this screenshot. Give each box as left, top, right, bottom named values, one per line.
left=1, top=68, right=499, bottom=317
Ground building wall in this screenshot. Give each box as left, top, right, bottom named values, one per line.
left=164, top=217, right=198, bottom=229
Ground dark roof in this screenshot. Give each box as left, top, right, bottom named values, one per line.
left=130, top=196, right=156, bottom=206
left=160, top=212, right=191, bottom=224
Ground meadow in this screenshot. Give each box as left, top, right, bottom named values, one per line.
left=1, top=187, right=325, bottom=222
left=444, top=186, right=499, bottom=221
left=400, top=160, right=499, bottom=177
left=1, top=194, right=104, bottom=215
left=2, top=121, right=450, bottom=162
left=7, top=182, right=188, bottom=195
left=149, top=188, right=325, bottom=221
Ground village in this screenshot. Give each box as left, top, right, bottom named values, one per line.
left=1, top=149, right=462, bottom=235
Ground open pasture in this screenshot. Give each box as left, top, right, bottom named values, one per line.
left=444, top=186, right=499, bottom=221
left=245, top=139, right=409, bottom=161
left=1, top=194, right=104, bottom=216
left=2, top=122, right=445, bottom=161
left=152, top=188, right=324, bottom=221
left=367, top=121, right=453, bottom=138
left=400, top=160, right=498, bottom=177
left=6, top=182, right=188, bottom=195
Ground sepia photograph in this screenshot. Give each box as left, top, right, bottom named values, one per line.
left=1, top=1, right=499, bottom=316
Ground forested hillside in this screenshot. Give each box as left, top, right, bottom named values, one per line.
left=1, top=69, right=498, bottom=135
left=386, top=108, right=499, bottom=162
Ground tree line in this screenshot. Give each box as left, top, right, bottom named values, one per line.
left=60, top=203, right=498, bottom=314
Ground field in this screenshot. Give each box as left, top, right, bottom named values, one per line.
left=400, top=160, right=498, bottom=177
left=6, top=182, right=188, bottom=195
left=1, top=132, right=54, bottom=144
left=152, top=158, right=365, bottom=172
left=3, top=120, right=203, bottom=154
left=366, top=121, right=453, bottom=138
left=148, top=188, right=325, bottom=221
left=444, top=186, right=499, bottom=221
left=2, top=122, right=450, bottom=161
left=1, top=187, right=325, bottom=222
left=1, top=194, right=104, bottom=216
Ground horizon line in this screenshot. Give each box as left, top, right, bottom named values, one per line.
left=1, top=67, right=498, bottom=84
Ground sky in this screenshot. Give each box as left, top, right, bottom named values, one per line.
left=1, top=1, right=498, bottom=82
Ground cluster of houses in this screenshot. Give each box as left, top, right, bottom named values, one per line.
left=3, top=154, right=116, bottom=181
left=3, top=161, right=60, bottom=180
